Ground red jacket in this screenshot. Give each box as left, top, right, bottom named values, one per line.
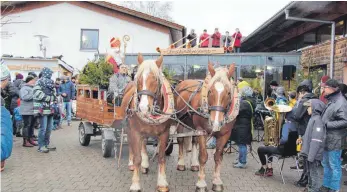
left=199, top=33, right=210, bottom=47
left=232, top=32, right=242, bottom=47
left=211, top=32, right=221, bottom=47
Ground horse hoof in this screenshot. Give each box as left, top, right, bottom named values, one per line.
left=176, top=165, right=186, bottom=171
left=128, top=165, right=135, bottom=171
left=195, top=186, right=208, bottom=192
left=157, top=186, right=169, bottom=192
left=212, top=184, right=224, bottom=192
left=141, top=167, right=149, bottom=174
left=190, top=166, right=199, bottom=172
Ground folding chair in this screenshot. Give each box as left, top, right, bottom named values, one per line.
left=265, top=154, right=300, bottom=184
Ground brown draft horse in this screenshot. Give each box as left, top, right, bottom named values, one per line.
left=121, top=53, right=172, bottom=192
left=174, top=62, right=239, bottom=192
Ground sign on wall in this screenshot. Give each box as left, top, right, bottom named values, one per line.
left=7, top=64, right=59, bottom=72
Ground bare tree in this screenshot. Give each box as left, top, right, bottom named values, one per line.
left=1, top=2, right=31, bottom=39
left=120, top=1, right=173, bottom=21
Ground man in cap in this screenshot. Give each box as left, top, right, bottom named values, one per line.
left=1, top=62, right=13, bottom=171
left=319, top=79, right=347, bottom=192
left=107, top=64, right=131, bottom=106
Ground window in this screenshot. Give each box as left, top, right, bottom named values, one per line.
left=80, top=29, right=99, bottom=50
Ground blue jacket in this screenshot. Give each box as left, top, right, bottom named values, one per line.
left=13, top=107, right=22, bottom=121
left=58, top=80, right=76, bottom=102
left=1, top=106, right=13, bottom=161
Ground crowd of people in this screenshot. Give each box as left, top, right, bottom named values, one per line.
left=227, top=75, right=347, bottom=192
left=1, top=60, right=77, bottom=171
left=186, top=28, right=242, bottom=52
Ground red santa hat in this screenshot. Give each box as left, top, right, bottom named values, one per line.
left=110, top=37, right=121, bottom=48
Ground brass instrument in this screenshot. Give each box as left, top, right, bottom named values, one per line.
left=263, top=97, right=292, bottom=146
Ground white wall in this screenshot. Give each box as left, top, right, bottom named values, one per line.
left=1, top=3, right=170, bottom=70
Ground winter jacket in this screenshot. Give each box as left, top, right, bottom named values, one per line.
left=108, top=74, right=131, bottom=98
left=292, top=92, right=317, bottom=136
left=58, top=80, right=76, bottom=102
left=232, top=32, right=242, bottom=47
left=33, top=69, right=57, bottom=116
left=321, top=91, right=347, bottom=151
left=14, top=107, right=22, bottom=121
left=187, top=33, right=197, bottom=47
left=231, top=96, right=256, bottom=145
left=19, top=83, right=35, bottom=115
left=199, top=33, right=210, bottom=48
left=1, top=106, right=13, bottom=161
left=222, top=36, right=232, bottom=47
left=10, top=79, right=24, bottom=113
left=301, top=99, right=326, bottom=162
left=211, top=32, right=221, bottom=47
left=1, top=82, right=13, bottom=110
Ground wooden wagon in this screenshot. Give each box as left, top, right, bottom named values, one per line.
left=76, top=84, right=175, bottom=158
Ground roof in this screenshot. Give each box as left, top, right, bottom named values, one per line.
left=89, top=1, right=184, bottom=31
left=1, top=1, right=184, bottom=31
left=242, top=1, right=345, bottom=52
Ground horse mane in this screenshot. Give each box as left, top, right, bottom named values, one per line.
left=208, top=67, right=231, bottom=89
left=135, top=60, right=162, bottom=82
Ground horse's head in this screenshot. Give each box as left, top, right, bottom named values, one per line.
left=135, top=53, right=163, bottom=114
left=207, top=62, right=235, bottom=132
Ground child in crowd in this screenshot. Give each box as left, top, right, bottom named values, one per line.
left=13, top=99, right=23, bottom=137
left=301, top=99, right=326, bottom=192
left=52, top=101, right=61, bottom=130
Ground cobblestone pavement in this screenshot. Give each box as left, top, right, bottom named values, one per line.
left=2, top=121, right=347, bottom=192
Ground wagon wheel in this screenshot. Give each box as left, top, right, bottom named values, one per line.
left=102, top=132, right=114, bottom=158
left=79, top=123, right=91, bottom=146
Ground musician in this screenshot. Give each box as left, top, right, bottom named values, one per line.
left=222, top=31, right=232, bottom=49
left=199, top=29, right=209, bottom=48
left=268, top=80, right=279, bottom=99
left=107, top=64, right=131, bottom=106
left=231, top=28, right=242, bottom=53
left=187, top=29, right=197, bottom=47
left=274, top=87, right=288, bottom=105
left=255, top=118, right=298, bottom=177
left=211, top=28, right=221, bottom=48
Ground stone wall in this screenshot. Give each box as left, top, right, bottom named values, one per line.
left=300, top=37, right=347, bottom=82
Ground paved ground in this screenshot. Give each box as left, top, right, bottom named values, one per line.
left=2, top=121, right=347, bottom=192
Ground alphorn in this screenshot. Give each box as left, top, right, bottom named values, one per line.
left=156, top=34, right=189, bottom=53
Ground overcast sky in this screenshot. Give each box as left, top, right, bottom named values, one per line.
left=170, top=0, right=290, bottom=36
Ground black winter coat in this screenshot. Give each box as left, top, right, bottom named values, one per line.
left=10, top=79, right=24, bottom=113
left=231, top=97, right=256, bottom=145
left=292, top=92, right=317, bottom=136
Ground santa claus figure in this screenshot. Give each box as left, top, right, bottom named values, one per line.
left=106, top=37, right=124, bottom=74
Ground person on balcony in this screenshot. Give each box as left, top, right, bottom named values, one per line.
left=199, top=29, right=210, bottom=48
left=187, top=29, right=197, bottom=47
left=211, top=28, right=221, bottom=48
left=232, top=28, right=242, bottom=53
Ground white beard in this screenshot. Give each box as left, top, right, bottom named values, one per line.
left=108, top=48, right=123, bottom=65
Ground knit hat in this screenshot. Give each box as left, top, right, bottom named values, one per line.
left=325, top=79, right=340, bottom=88
left=25, top=75, right=35, bottom=83
left=275, top=86, right=285, bottom=96
left=28, top=72, right=37, bottom=78
left=239, top=86, right=253, bottom=97
left=16, top=73, right=23, bottom=80
left=320, top=75, right=330, bottom=87
left=0, top=61, right=10, bottom=81
left=270, top=80, right=278, bottom=86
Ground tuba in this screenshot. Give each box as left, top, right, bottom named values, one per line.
left=263, top=97, right=292, bottom=146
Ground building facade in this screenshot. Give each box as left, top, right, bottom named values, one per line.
left=1, top=1, right=185, bottom=70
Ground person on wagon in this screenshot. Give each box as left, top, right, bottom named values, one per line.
left=107, top=64, right=131, bottom=106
